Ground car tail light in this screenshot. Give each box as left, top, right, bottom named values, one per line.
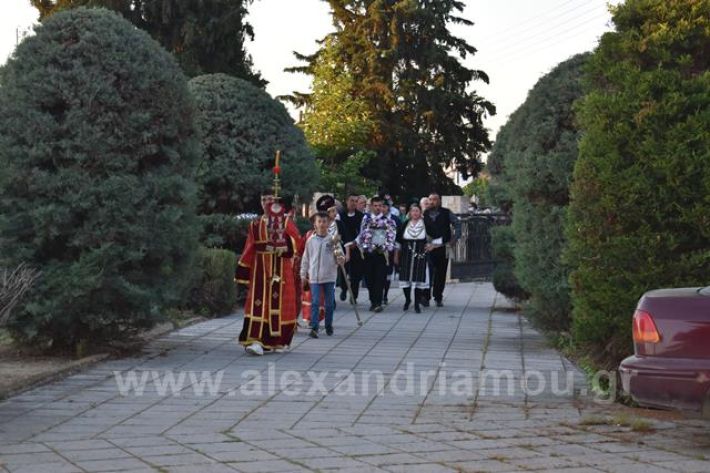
left=633, top=309, right=661, bottom=344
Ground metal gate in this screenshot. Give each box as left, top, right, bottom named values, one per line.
left=450, top=213, right=510, bottom=280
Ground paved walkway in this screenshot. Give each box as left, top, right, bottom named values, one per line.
left=1, top=282, right=709, bottom=473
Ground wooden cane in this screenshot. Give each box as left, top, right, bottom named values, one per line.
left=332, top=235, right=363, bottom=326
left=338, top=262, right=363, bottom=326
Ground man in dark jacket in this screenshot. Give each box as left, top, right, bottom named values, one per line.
left=340, top=193, right=365, bottom=302
left=423, top=193, right=460, bottom=307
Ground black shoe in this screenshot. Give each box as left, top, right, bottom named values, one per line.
left=436, top=300, right=443, bottom=308
left=369, top=305, right=376, bottom=312
left=340, top=290, right=347, bottom=302
left=415, top=306, right=421, bottom=313
left=326, top=326, right=333, bottom=336
left=421, top=299, right=430, bottom=308
left=383, top=297, right=388, bottom=305
left=309, top=329, right=319, bottom=339
left=403, top=301, right=410, bottom=311
left=373, top=305, right=384, bottom=313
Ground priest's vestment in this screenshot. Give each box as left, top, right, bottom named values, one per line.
left=236, top=215, right=301, bottom=349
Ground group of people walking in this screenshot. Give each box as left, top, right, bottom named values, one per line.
left=236, top=191, right=460, bottom=356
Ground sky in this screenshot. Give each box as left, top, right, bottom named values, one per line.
left=3, top=0, right=619, bottom=140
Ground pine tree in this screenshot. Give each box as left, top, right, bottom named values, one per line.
left=288, top=0, right=495, bottom=199
left=285, top=37, right=380, bottom=199
left=297, top=38, right=375, bottom=158
left=29, top=0, right=263, bottom=84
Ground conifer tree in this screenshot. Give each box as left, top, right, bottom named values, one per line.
left=30, top=0, right=263, bottom=84
left=566, top=0, right=709, bottom=363
left=288, top=0, right=495, bottom=199
left=0, top=8, right=200, bottom=350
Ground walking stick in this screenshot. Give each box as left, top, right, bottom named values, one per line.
left=333, top=235, right=363, bottom=326
left=338, top=263, right=363, bottom=326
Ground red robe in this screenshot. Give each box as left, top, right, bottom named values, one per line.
left=236, top=215, right=301, bottom=349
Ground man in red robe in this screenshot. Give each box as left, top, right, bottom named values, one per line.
left=236, top=194, right=301, bottom=356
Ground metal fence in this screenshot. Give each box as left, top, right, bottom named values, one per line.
left=450, top=213, right=511, bottom=280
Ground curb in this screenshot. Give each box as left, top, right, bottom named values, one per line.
left=0, top=315, right=211, bottom=401
left=0, top=353, right=109, bottom=401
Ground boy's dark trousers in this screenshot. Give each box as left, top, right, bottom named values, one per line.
left=363, top=252, right=387, bottom=307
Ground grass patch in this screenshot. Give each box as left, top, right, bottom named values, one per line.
left=612, top=413, right=653, bottom=432
left=579, top=415, right=610, bottom=426
left=579, top=414, right=654, bottom=432
left=0, top=329, right=12, bottom=346
left=628, top=418, right=654, bottom=432
left=163, top=308, right=203, bottom=329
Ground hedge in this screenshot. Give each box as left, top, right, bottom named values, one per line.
left=188, top=248, right=238, bottom=317
left=491, top=226, right=528, bottom=302
left=494, top=54, right=589, bottom=332
left=565, top=0, right=710, bottom=365
left=188, top=74, right=318, bottom=248
left=0, top=8, right=200, bottom=351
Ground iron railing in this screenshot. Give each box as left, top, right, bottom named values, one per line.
left=450, top=213, right=511, bottom=280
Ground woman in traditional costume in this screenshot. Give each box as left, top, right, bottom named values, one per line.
left=394, top=204, right=435, bottom=313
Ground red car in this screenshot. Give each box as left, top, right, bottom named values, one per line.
left=619, top=287, right=710, bottom=416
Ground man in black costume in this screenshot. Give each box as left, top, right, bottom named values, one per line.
left=423, top=192, right=460, bottom=307
left=340, top=193, right=365, bottom=303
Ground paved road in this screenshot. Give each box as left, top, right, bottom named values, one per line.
left=1, top=282, right=708, bottom=473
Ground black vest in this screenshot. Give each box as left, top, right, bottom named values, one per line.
left=339, top=210, right=364, bottom=244
left=423, top=207, right=453, bottom=244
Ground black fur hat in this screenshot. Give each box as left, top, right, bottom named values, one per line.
left=316, top=194, right=336, bottom=212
